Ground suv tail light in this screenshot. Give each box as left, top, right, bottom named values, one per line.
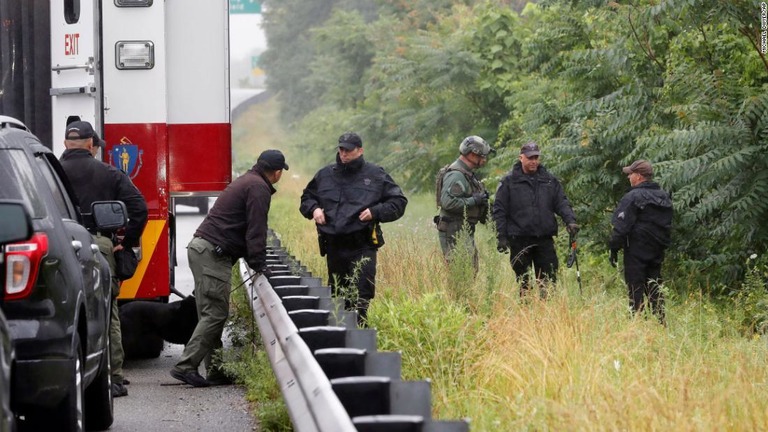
left=4, top=233, right=49, bottom=300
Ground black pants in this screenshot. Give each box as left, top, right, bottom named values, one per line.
left=624, top=250, right=665, bottom=324
left=325, top=240, right=377, bottom=325
left=508, top=236, right=558, bottom=296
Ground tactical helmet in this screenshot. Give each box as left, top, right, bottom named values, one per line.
left=459, top=135, right=492, bottom=157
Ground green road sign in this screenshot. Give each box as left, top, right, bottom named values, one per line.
left=230, top=0, right=261, bottom=14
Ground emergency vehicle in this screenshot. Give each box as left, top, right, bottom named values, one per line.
left=1, top=0, right=231, bottom=352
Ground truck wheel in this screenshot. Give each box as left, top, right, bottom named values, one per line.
left=85, top=333, right=114, bottom=430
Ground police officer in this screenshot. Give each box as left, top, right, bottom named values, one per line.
left=171, top=149, right=288, bottom=387
left=609, top=160, right=672, bottom=324
left=435, top=136, right=492, bottom=271
left=60, top=120, right=148, bottom=398
left=300, top=132, right=407, bottom=327
left=493, top=141, right=578, bottom=297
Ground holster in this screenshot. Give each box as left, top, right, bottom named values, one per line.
left=369, top=223, right=385, bottom=248
left=434, top=215, right=450, bottom=232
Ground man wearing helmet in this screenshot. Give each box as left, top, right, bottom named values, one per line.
left=493, top=141, right=578, bottom=297
left=435, top=135, right=493, bottom=270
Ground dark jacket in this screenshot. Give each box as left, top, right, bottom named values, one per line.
left=60, top=148, right=148, bottom=247
left=299, top=154, right=407, bottom=237
left=609, top=181, right=673, bottom=262
left=195, top=166, right=275, bottom=271
left=493, top=162, right=576, bottom=239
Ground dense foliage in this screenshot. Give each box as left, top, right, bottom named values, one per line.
left=259, top=0, right=768, bottom=290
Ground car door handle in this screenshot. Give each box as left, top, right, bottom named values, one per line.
left=72, top=240, right=82, bottom=252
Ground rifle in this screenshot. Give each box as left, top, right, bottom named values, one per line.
left=566, top=232, right=583, bottom=295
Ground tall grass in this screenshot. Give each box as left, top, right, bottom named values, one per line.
left=232, top=101, right=768, bottom=431
left=266, top=183, right=768, bottom=431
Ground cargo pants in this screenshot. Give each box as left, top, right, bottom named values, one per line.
left=93, top=234, right=124, bottom=383
left=174, top=236, right=232, bottom=378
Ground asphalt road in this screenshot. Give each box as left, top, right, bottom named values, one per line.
left=110, top=201, right=257, bottom=431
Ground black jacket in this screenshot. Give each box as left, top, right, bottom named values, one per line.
left=609, top=181, right=673, bottom=261
left=299, top=155, right=407, bottom=236
left=60, top=148, right=148, bottom=248
left=195, top=166, right=275, bottom=271
left=493, top=162, right=576, bottom=239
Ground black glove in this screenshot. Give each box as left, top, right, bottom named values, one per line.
left=472, top=191, right=489, bottom=207
left=497, top=237, right=510, bottom=254
left=609, top=249, right=619, bottom=268
left=566, top=223, right=580, bottom=236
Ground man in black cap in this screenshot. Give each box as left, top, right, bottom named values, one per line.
left=493, top=141, right=578, bottom=297
left=300, top=132, right=407, bottom=327
left=609, top=159, right=673, bottom=324
left=171, top=149, right=288, bottom=387
left=60, top=120, right=148, bottom=397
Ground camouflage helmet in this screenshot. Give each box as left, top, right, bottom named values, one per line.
left=459, top=135, right=492, bottom=157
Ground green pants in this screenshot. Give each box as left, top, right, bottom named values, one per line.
left=93, top=234, right=124, bottom=382
left=438, top=219, right=478, bottom=272
left=174, top=237, right=232, bottom=376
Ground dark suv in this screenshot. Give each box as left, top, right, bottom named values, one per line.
left=0, top=117, right=118, bottom=431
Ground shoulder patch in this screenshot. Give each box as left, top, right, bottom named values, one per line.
left=449, top=182, right=467, bottom=196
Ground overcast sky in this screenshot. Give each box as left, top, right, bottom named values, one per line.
left=230, top=14, right=267, bottom=61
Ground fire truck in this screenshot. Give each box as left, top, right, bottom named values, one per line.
left=1, top=0, right=231, bottom=322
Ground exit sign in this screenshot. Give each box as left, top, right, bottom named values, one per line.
left=230, top=0, right=261, bottom=14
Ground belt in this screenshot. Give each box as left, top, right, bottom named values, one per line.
left=196, top=236, right=234, bottom=261
left=325, top=230, right=370, bottom=247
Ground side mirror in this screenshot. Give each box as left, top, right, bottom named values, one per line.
left=91, top=201, right=128, bottom=231
left=0, top=201, right=33, bottom=245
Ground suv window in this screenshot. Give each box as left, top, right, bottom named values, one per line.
left=35, top=154, right=77, bottom=220
left=0, top=149, right=47, bottom=218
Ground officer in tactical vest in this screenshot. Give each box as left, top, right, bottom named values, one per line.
left=435, top=136, right=493, bottom=271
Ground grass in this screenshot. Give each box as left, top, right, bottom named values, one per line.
left=225, top=97, right=768, bottom=431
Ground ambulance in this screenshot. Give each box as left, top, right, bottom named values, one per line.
left=1, top=0, right=232, bottom=355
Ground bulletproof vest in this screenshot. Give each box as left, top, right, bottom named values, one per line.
left=435, top=164, right=485, bottom=221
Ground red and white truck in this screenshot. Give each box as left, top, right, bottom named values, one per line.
left=1, top=0, right=231, bottom=335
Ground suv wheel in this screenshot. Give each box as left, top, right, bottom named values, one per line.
left=49, top=333, right=85, bottom=431
left=84, top=329, right=114, bottom=430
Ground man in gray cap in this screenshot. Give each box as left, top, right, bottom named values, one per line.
left=300, top=132, right=407, bottom=327
left=435, top=135, right=493, bottom=272
left=609, top=159, right=673, bottom=324
left=171, top=149, right=288, bottom=387
left=493, top=141, right=578, bottom=297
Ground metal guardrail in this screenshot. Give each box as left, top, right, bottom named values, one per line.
left=239, top=260, right=355, bottom=431
left=239, top=240, right=470, bottom=432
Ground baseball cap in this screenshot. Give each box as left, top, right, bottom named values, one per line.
left=65, top=121, right=97, bottom=140
left=520, top=142, right=540, bottom=157
left=91, top=132, right=106, bottom=148
left=338, top=132, right=363, bottom=150
left=257, top=149, right=289, bottom=171
left=622, top=160, right=653, bottom=177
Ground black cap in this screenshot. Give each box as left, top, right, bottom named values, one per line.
left=91, top=132, right=106, bottom=148
left=66, top=121, right=96, bottom=140
left=338, top=132, right=362, bottom=150
left=520, top=141, right=541, bottom=157
left=257, top=149, right=289, bottom=171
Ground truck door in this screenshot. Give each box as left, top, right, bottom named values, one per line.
left=49, top=0, right=101, bottom=156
